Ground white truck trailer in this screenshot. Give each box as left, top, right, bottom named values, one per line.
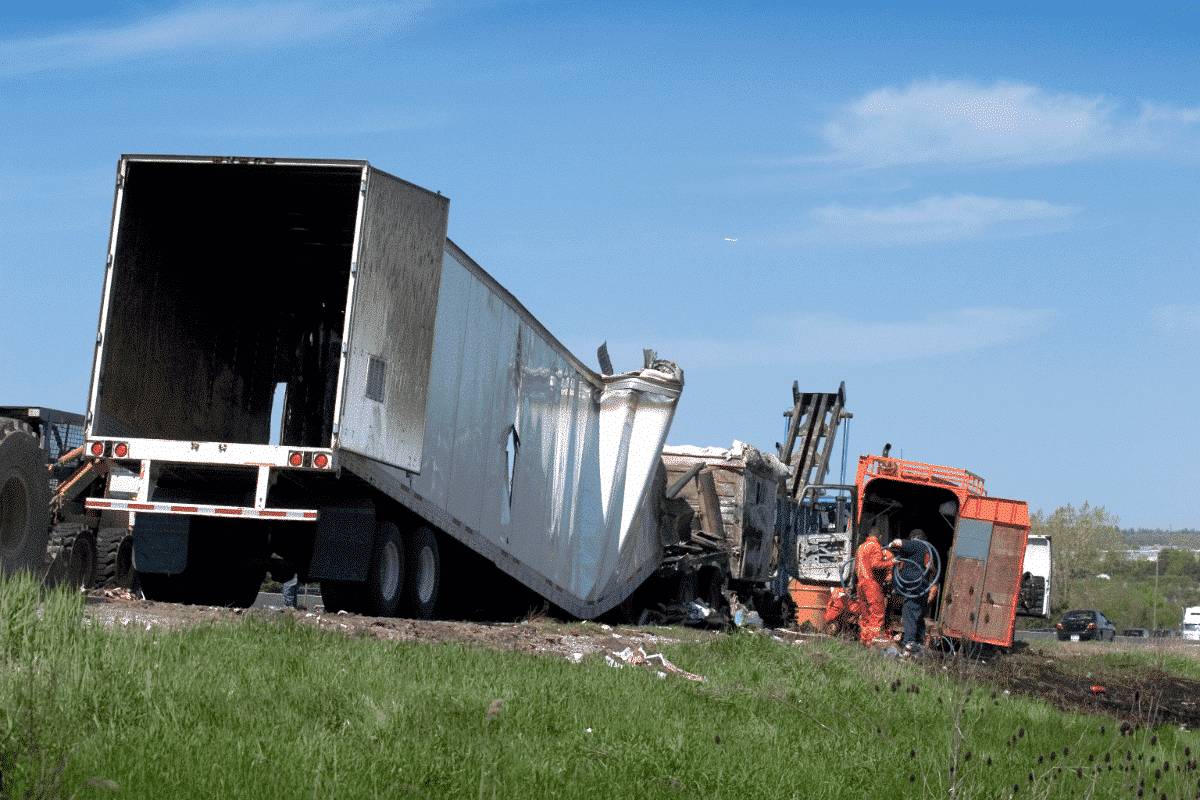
left=1183, top=606, right=1200, bottom=642
left=82, top=154, right=683, bottom=618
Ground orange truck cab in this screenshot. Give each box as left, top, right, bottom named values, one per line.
left=855, top=455, right=1030, bottom=648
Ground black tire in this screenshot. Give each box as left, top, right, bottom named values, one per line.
left=62, top=527, right=98, bottom=591
left=162, top=517, right=265, bottom=608
left=698, top=566, right=728, bottom=611
left=140, top=571, right=187, bottom=604
left=318, top=580, right=361, bottom=614
left=97, top=527, right=136, bottom=589
left=362, top=521, right=404, bottom=617
left=673, top=570, right=699, bottom=605
left=0, top=419, right=52, bottom=579
left=401, top=527, right=440, bottom=619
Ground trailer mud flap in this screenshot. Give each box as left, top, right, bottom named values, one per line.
left=133, top=513, right=190, bottom=574
left=308, top=506, right=375, bottom=581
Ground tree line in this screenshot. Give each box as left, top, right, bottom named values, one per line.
left=1030, top=504, right=1200, bottom=613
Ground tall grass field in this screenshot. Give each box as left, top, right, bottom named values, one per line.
left=2, top=576, right=1198, bottom=799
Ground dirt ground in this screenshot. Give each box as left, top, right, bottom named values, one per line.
left=81, top=590, right=1200, bottom=730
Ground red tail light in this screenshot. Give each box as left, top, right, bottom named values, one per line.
left=313, top=453, right=329, bottom=468
left=1087, top=623, right=1096, bottom=630
left=113, top=442, right=129, bottom=458
left=288, top=452, right=303, bottom=467
left=1055, top=623, right=1063, bottom=629
left=90, top=442, right=105, bottom=456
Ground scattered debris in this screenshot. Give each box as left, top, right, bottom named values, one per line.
left=603, top=647, right=705, bottom=682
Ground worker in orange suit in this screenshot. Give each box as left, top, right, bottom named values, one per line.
left=855, top=525, right=896, bottom=644
left=823, top=586, right=860, bottom=636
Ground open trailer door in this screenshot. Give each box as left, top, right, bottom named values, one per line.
left=940, top=496, right=1030, bottom=647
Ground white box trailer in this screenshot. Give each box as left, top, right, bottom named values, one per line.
left=1183, top=606, right=1200, bottom=642
left=1017, top=534, right=1052, bottom=618
left=83, top=154, right=683, bottom=618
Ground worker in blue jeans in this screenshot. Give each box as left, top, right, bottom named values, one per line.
left=889, top=530, right=935, bottom=652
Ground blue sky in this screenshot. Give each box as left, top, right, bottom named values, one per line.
left=2, top=2, right=1198, bottom=530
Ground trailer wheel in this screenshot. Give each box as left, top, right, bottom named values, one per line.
left=319, top=580, right=361, bottom=614
left=363, top=521, right=404, bottom=617
left=401, top=527, right=440, bottom=619
left=698, top=566, right=728, bottom=612
left=97, top=527, right=136, bottom=589
left=139, top=571, right=187, bottom=604
left=61, top=527, right=98, bottom=591
left=0, top=419, right=52, bottom=579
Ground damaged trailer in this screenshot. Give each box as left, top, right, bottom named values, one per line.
left=83, top=154, right=683, bottom=618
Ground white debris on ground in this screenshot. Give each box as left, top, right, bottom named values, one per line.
left=603, top=646, right=706, bottom=682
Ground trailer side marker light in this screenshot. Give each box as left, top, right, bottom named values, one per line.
left=288, top=452, right=303, bottom=467
left=90, top=442, right=105, bottom=456
left=313, top=453, right=329, bottom=468
left=114, top=442, right=129, bottom=458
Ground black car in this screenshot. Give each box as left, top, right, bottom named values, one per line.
left=1056, top=610, right=1116, bottom=642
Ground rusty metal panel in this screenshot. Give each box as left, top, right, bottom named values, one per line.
left=738, top=470, right=777, bottom=581
left=338, top=167, right=449, bottom=471
left=942, top=556, right=986, bottom=637
left=696, top=471, right=726, bottom=542
left=975, top=523, right=1027, bottom=645
left=660, top=445, right=779, bottom=579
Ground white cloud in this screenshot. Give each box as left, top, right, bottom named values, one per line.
left=1150, top=303, right=1200, bottom=337
left=819, top=79, right=1200, bottom=167
left=797, top=194, right=1079, bottom=246
left=613, top=307, right=1054, bottom=370
left=0, top=2, right=429, bottom=76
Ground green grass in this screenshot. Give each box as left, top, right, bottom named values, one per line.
left=4, top=577, right=1200, bottom=800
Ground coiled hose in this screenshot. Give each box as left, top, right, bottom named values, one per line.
left=891, top=539, right=941, bottom=600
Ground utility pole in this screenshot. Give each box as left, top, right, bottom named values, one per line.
left=1153, top=549, right=1160, bottom=631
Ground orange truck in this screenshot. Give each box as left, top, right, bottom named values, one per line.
left=852, top=454, right=1031, bottom=648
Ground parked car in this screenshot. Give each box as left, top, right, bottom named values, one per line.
left=1151, top=629, right=1179, bottom=639
left=1122, top=628, right=1151, bottom=638
left=1056, top=609, right=1116, bottom=642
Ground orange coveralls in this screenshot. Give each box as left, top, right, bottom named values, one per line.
left=854, top=537, right=896, bottom=644
left=823, top=587, right=861, bottom=635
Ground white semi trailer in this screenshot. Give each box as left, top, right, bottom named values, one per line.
left=82, top=154, right=683, bottom=618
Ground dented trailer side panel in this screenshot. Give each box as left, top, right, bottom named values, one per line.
left=341, top=241, right=681, bottom=617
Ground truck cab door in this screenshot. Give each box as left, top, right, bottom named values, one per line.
left=940, top=497, right=1030, bottom=647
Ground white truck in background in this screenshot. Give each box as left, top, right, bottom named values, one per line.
left=1183, top=606, right=1200, bottom=641
left=1018, top=534, right=1053, bottom=618
left=82, top=154, right=683, bottom=619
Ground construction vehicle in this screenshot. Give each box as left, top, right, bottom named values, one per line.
left=0, top=406, right=134, bottom=589
left=80, top=154, right=683, bottom=618
left=848, top=451, right=1031, bottom=648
